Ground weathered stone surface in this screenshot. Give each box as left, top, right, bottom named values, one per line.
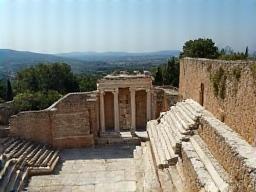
left=179, top=58, right=256, bottom=145
left=0, top=137, right=59, bottom=192
left=9, top=92, right=98, bottom=148
left=198, top=110, right=256, bottom=192
left=28, top=144, right=138, bottom=192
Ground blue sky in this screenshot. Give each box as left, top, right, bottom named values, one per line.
left=0, top=0, right=255, bottom=53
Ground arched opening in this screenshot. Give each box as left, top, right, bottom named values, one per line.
left=199, top=83, right=204, bottom=106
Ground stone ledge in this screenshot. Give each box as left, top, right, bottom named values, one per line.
left=52, top=135, right=94, bottom=149
left=199, top=110, right=256, bottom=192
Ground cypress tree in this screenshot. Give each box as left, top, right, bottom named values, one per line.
left=245, top=46, right=249, bottom=58
left=6, top=79, right=13, bottom=101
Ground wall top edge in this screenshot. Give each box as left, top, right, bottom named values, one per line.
left=181, top=57, right=256, bottom=64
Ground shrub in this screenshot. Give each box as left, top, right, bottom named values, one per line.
left=13, top=90, right=61, bottom=111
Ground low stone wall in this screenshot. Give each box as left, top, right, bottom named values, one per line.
left=10, top=110, right=53, bottom=144
left=179, top=58, right=256, bottom=145
left=153, top=86, right=179, bottom=119
left=9, top=92, right=98, bottom=148
left=198, top=111, right=256, bottom=192
left=0, top=101, right=17, bottom=125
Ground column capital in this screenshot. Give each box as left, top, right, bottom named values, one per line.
left=99, top=90, right=105, bottom=95
left=146, top=88, right=152, bottom=93
left=129, top=87, right=136, bottom=92
left=113, top=88, right=119, bottom=94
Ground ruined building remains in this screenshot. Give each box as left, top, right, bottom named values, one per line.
left=1, top=58, right=256, bottom=192
left=8, top=72, right=178, bottom=148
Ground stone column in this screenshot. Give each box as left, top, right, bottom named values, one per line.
left=113, top=88, right=120, bottom=133
left=146, top=89, right=151, bottom=121
left=100, top=90, right=105, bottom=133
left=130, top=88, right=136, bottom=133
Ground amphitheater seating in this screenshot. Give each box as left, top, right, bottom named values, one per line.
left=0, top=137, right=59, bottom=192
left=147, top=99, right=256, bottom=192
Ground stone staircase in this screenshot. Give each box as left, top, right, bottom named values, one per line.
left=146, top=99, right=256, bottom=192
left=0, top=137, right=59, bottom=192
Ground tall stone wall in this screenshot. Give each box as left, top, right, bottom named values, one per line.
left=9, top=92, right=99, bottom=148
left=179, top=58, right=256, bottom=145
left=51, top=92, right=98, bottom=148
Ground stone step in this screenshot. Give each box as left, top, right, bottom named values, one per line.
left=0, top=159, right=11, bottom=180
left=169, top=108, right=193, bottom=134
left=190, top=135, right=231, bottom=192
left=28, top=146, right=46, bottom=166
left=141, top=142, right=161, bottom=192
left=173, top=105, right=195, bottom=127
left=12, top=169, right=27, bottom=191
left=18, top=143, right=35, bottom=160
left=147, top=121, right=178, bottom=169
left=175, top=103, right=199, bottom=127
left=47, top=151, right=59, bottom=167
left=26, top=145, right=40, bottom=159
left=12, top=141, right=31, bottom=159
left=158, top=122, right=179, bottom=155
left=157, top=123, right=178, bottom=165
left=185, top=99, right=204, bottom=113
left=167, top=166, right=184, bottom=192
left=182, top=142, right=220, bottom=192
left=41, top=151, right=54, bottom=167
left=4, top=139, right=20, bottom=154
left=147, top=121, right=167, bottom=169
left=16, top=168, right=28, bottom=192
left=158, top=168, right=176, bottom=192
left=176, top=102, right=199, bottom=122
left=161, top=118, right=183, bottom=155
left=0, top=160, right=17, bottom=192
left=199, top=113, right=256, bottom=192
left=35, top=149, right=49, bottom=167
left=152, top=123, right=172, bottom=166
left=163, top=113, right=190, bottom=141
left=5, top=169, right=20, bottom=192
left=0, top=137, right=60, bottom=191
left=7, top=140, right=26, bottom=159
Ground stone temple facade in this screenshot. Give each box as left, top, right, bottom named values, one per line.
left=1, top=58, right=256, bottom=192
left=97, top=73, right=153, bottom=134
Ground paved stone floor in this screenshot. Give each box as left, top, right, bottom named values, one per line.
left=27, top=144, right=137, bottom=192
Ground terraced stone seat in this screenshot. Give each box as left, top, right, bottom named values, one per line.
left=146, top=99, right=252, bottom=192
left=147, top=99, right=203, bottom=169
left=0, top=137, right=60, bottom=192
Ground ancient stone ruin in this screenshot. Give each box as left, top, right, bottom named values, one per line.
left=0, top=58, right=256, bottom=192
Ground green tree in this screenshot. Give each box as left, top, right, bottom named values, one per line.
left=0, top=80, right=5, bottom=101
left=15, top=63, right=79, bottom=94
left=180, top=38, right=219, bottom=59
left=77, top=74, right=99, bottom=92
left=218, top=46, right=248, bottom=60
left=162, top=57, right=180, bottom=87
left=13, top=90, right=61, bottom=111
left=154, top=67, right=163, bottom=86
left=6, top=79, right=13, bottom=101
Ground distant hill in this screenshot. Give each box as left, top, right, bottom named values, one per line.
left=57, top=50, right=180, bottom=61
left=0, top=49, right=180, bottom=77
